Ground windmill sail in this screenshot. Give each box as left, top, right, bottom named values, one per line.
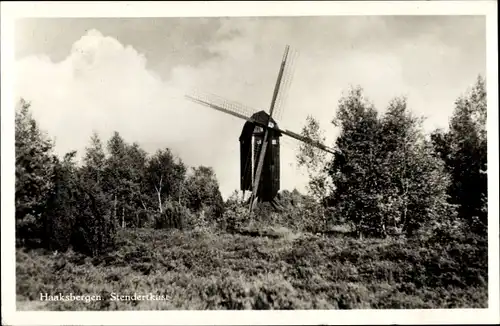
left=185, top=92, right=258, bottom=123
left=185, top=92, right=335, bottom=154
left=273, top=47, right=299, bottom=122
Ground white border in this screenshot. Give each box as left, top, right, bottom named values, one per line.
left=1, top=1, right=498, bottom=325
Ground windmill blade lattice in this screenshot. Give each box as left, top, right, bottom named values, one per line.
left=273, top=47, right=299, bottom=122
left=187, top=90, right=261, bottom=121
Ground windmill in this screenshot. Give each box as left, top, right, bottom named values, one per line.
left=185, top=45, right=335, bottom=212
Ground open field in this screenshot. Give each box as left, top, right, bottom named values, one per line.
left=16, top=228, right=487, bottom=310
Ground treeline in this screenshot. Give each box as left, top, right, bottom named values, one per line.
left=298, top=76, right=487, bottom=239
left=15, top=75, right=487, bottom=257
left=15, top=98, right=224, bottom=256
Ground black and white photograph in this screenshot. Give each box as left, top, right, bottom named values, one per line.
left=1, top=1, right=499, bottom=325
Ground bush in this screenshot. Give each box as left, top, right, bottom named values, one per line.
left=70, top=186, right=116, bottom=257
left=16, top=228, right=488, bottom=310
left=221, top=190, right=330, bottom=235
left=222, top=204, right=251, bottom=233
left=287, top=199, right=327, bottom=233
left=16, top=214, right=43, bottom=248
left=154, top=201, right=192, bottom=230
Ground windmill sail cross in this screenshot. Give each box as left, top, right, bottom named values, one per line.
left=184, top=44, right=334, bottom=212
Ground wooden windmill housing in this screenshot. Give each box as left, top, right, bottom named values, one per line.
left=239, top=111, right=282, bottom=202
left=185, top=45, right=335, bottom=212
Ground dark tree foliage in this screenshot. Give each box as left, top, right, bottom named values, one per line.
left=184, top=166, right=225, bottom=220
left=15, top=99, right=56, bottom=247
left=71, top=178, right=116, bottom=257
left=74, top=133, right=117, bottom=256
left=15, top=101, right=118, bottom=255
left=105, top=131, right=133, bottom=228
left=431, top=76, right=487, bottom=235
left=125, top=142, right=149, bottom=227
left=44, top=151, right=80, bottom=251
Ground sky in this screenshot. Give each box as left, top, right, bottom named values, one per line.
left=14, top=16, right=486, bottom=199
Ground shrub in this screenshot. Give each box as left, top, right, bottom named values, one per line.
left=154, top=201, right=192, bottom=230
left=71, top=185, right=116, bottom=257
left=222, top=204, right=252, bottom=233
left=16, top=214, right=43, bottom=248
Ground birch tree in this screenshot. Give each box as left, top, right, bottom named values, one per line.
left=145, top=149, right=187, bottom=213
left=296, top=115, right=333, bottom=204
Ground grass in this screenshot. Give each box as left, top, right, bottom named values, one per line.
left=16, top=227, right=487, bottom=310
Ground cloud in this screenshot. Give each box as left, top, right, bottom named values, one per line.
left=16, top=28, right=259, bottom=198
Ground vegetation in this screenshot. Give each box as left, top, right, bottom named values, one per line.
left=15, top=76, right=488, bottom=310
left=15, top=104, right=224, bottom=255
left=431, top=76, right=487, bottom=236
left=17, top=227, right=487, bottom=310
left=298, top=89, right=456, bottom=238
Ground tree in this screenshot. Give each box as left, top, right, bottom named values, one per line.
left=61, top=130, right=138, bottom=252
left=145, top=148, right=187, bottom=213
left=45, top=151, right=80, bottom=251
left=124, top=142, right=149, bottom=227
left=72, top=173, right=116, bottom=256
left=82, top=132, right=107, bottom=186
left=15, top=98, right=57, bottom=246
left=296, top=115, right=333, bottom=205
left=184, top=166, right=224, bottom=220
left=327, top=87, right=383, bottom=237
left=380, top=98, right=453, bottom=236
left=431, top=76, right=487, bottom=235
left=105, top=131, right=140, bottom=228
left=323, top=87, right=453, bottom=238
left=75, top=132, right=116, bottom=255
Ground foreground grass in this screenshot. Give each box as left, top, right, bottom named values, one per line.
left=16, top=228, right=487, bottom=310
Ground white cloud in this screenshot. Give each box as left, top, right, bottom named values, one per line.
left=16, top=29, right=256, bottom=198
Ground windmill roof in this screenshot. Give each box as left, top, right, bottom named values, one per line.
left=239, top=110, right=281, bottom=140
